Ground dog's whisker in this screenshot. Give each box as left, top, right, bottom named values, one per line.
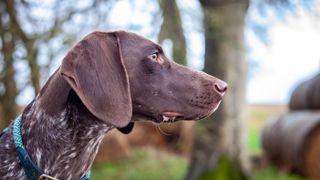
left=155, top=124, right=171, bottom=136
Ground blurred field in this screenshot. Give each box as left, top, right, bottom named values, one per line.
left=92, top=147, right=188, bottom=180
left=0, top=104, right=304, bottom=179
left=247, top=104, right=288, bottom=154
left=91, top=104, right=306, bottom=180
left=247, top=104, right=304, bottom=180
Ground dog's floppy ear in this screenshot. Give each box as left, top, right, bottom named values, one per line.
left=60, top=31, right=132, bottom=127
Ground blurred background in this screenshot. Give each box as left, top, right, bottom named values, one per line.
left=0, top=0, right=320, bottom=179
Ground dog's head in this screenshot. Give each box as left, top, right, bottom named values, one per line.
left=60, top=31, right=227, bottom=132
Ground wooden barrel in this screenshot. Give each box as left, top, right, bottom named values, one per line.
left=262, top=111, right=320, bottom=178
left=289, top=73, right=320, bottom=110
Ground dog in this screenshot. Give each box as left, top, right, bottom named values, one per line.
left=0, top=31, right=227, bottom=179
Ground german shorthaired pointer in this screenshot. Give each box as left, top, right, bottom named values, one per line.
left=0, top=31, right=227, bottom=179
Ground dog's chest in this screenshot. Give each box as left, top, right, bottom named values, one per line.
left=0, top=101, right=112, bottom=179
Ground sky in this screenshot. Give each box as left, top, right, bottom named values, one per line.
left=246, top=3, right=320, bottom=104
left=14, top=0, right=320, bottom=105
left=108, top=0, right=320, bottom=105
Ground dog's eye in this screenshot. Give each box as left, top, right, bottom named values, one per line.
left=148, top=52, right=165, bottom=64
left=148, top=53, right=158, bottom=62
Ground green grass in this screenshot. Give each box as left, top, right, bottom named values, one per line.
left=91, top=147, right=304, bottom=180
left=247, top=124, right=261, bottom=154
left=252, top=166, right=305, bottom=180
left=91, top=148, right=188, bottom=180
left=246, top=105, right=286, bottom=154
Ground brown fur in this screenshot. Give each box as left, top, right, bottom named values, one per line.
left=0, top=31, right=227, bottom=179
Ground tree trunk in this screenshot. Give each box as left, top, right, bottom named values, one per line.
left=186, top=0, right=249, bottom=179
left=5, top=0, right=41, bottom=94
left=0, top=35, right=16, bottom=128
left=0, top=0, right=41, bottom=129
left=158, top=0, right=187, bottom=65
left=25, top=39, right=41, bottom=93
left=0, top=38, right=18, bottom=130
left=0, top=1, right=18, bottom=129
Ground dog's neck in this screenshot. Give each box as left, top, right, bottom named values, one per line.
left=20, top=72, right=112, bottom=179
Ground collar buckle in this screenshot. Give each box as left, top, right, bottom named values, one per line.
left=38, top=174, right=58, bottom=180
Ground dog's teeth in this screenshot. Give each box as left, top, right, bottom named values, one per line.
left=162, top=116, right=177, bottom=123
left=163, top=116, right=170, bottom=122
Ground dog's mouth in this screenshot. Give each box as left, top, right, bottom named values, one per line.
left=160, top=111, right=183, bottom=123
left=132, top=99, right=223, bottom=123
left=159, top=99, right=223, bottom=123
left=198, top=100, right=222, bottom=119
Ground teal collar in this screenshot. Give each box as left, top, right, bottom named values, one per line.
left=13, top=115, right=90, bottom=180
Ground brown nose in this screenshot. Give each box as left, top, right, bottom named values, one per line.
left=214, top=80, right=228, bottom=96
